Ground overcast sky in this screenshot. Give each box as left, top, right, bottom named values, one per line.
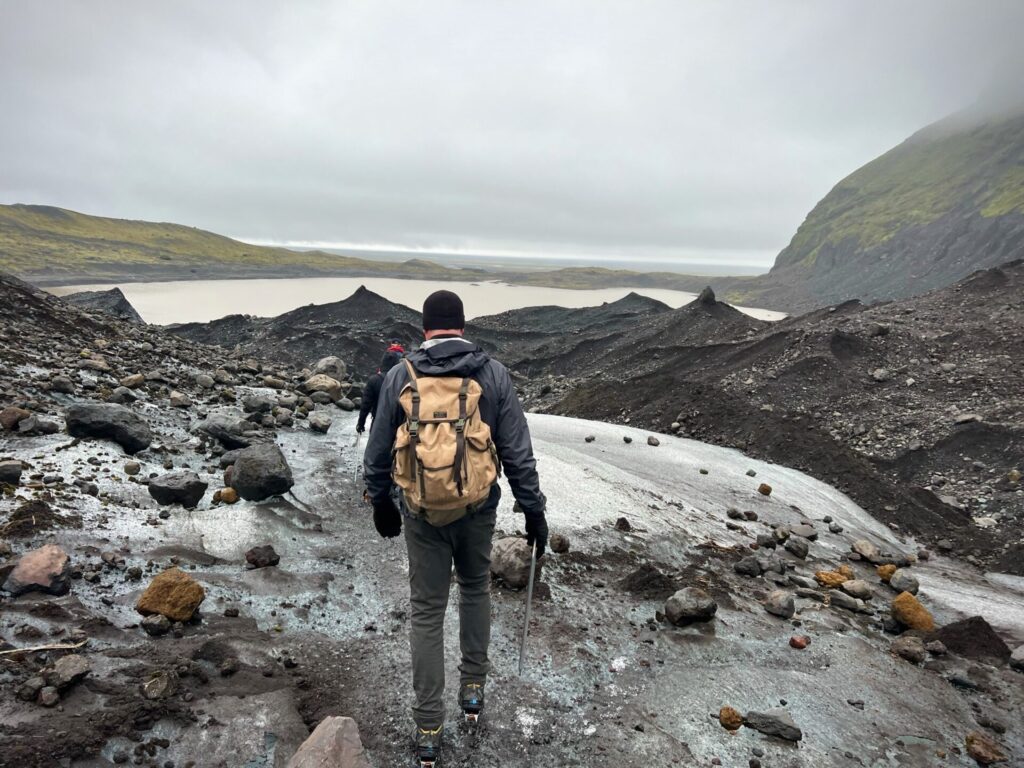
left=2, top=1, right=1023, bottom=269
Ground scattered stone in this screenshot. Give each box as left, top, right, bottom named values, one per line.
left=66, top=403, right=153, bottom=454
left=313, top=356, right=348, bottom=381
left=783, top=537, right=809, bottom=559
left=891, top=592, right=935, bottom=631
left=120, top=373, right=145, bottom=389
left=892, top=635, right=927, bottom=664
left=219, top=657, right=240, bottom=676
left=789, top=635, right=810, bottom=649
left=17, top=676, right=46, bottom=702
left=829, top=589, right=867, bottom=613
left=877, top=564, right=897, bottom=582
left=622, top=435, right=632, bottom=444
left=549, top=533, right=570, bottom=554
left=917, top=548, right=931, bottom=561
left=124, top=460, right=141, bottom=476
left=871, top=368, right=892, bottom=382
left=337, top=397, right=356, bottom=412
left=955, top=413, right=982, bottom=425
left=148, top=471, right=208, bottom=508
left=815, top=565, right=853, bottom=588
left=615, top=516, right=631, bottom=532
left=1, top=406, right=31, bottom=431
left=889, top=569, right=919, bottom=595
left=230, top=442, right=295, bottom=501
left=490, top=537, right=539, bottom=588
left=764, top=590, right=795, bottom=619
left=925, top=640, right=947, bottom=656
left=2, top=543, right=71, bottom=596
left=308, top=411, right=333, bottom=433
left=195, top=373, right=215, bottom=389
left=50, top=375, right=75, bottom=393
left=746, top=469, right=757, bottom=477
left=965, top=731, right=1008, bottom=765
left=136, top=567, right=205, bottom=622
left=141, top=670, right=178, bottom=700
left=852, top=539, right=883, bottom=563
left=38, top=686, right=60, bottom=707
left=169, top=390, right=192, bottom=408
left=789, top=523, right=818, bottom=541
left=192, top=407, right=252, bottom=449
left=584, top=435, right=595, bottom=443
left=718, top=706, right=743, bottom=731
left=141, top=614, right=172, bottom=637
left=664, top=587, right=718, bottom=626
left=302, top=374, right=343, bottom=402
left=49, top=654, right=91, bottom=689
left=734, top=556, right=763, bottom=578
left=246, top=544, right=281, bottom=569
left=931, top=616, right=1011, bottom=664
left=841, top=579, right=873, bottom=600
left=757, top=483, right=772, bottom=496
left=0, top=458, right=23, bottom=485
left=219, top=487, right=239, bottom=504
left=285, top=715, right=370, bottom=768
left=647, top=435, right=660, bottom=447
left=743, top=709, right=802, bottom=742
left=1011, top=646, right=1024, bottom=672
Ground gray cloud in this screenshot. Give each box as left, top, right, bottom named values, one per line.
left=2, top=0, right=1023, bottom=269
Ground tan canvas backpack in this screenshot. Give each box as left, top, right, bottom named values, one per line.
left=392, top=359, right=501, bottom=526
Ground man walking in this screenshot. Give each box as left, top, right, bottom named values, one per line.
left=356, top=342, right=405, bottom=434
left=363, top=290, right=547, bottom=766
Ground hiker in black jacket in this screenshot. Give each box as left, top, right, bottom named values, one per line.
left=363, top=290, right=547, bottom=766
left=355, top=343, right=405, bottom=433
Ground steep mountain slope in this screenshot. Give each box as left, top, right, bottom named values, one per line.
left=749, top=108, right=1024, bottom=310
left=0, top=203, right=486, bottom=284
left=534, top=262, right=1024, bottom=572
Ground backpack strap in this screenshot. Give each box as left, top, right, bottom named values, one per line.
left=450, top=377, right=470, bottom=496
left=403, top=360, right=423, bottom=491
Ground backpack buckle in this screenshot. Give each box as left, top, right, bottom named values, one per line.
left=455, top=418, right=466, bottom=432
left=409, top=419, right=419, bottom=436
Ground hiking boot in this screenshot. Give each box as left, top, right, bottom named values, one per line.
left=459, top=681, right=485, bottom=723
left=414, top=724, right=443, bottom=766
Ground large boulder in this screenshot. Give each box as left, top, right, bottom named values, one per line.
left=136, top=567, right=205, bottom=622
left=665, top=587, right=718, bottom=626
left=191, top=407, right=253, bottom=449
left=286, top=715, right=369, bottom=768
left=929, top=616, right=1011, bottom=664
left=489, top=537, right=539, bottom=588
left=230, top=442, right=294, bottom=501
left=148, top=471, right=208, bottom=508
left=313, top=356, right=347, bottom=381
left=302, top=374, right=343, bottom=402
left=66, top=403, right=153, bottom=454
left=2, top=544, right=71, bottom=596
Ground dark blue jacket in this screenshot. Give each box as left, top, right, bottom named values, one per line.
left=363, top=338, right=545, bottom=514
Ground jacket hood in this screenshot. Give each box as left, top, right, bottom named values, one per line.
left=407, top=339, right=490, bottom=377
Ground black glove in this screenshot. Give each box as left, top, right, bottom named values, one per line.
left=372, top=496, right=402, bottom=538
left=523, top=510, right=548, bottom=560
left=356, top=422, right=365, bottom=434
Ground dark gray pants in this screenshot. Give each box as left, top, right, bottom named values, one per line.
left=403, top=492, right=497, bottom=729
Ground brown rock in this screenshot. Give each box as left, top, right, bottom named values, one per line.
left=891, top=591, right=935, bottom=631
left=718, top=706, right=743, bottom=731
left=965, top=731, right=1008, bottom=765
left=136, top=567, right=205, bottom=622
left=2, top=543, right=71, bottom=596
left=301, top=374, right=342, bottom=402
left=815, top=569, right=851, bottom=588
left=220, top=487, right=239, bottom=504
left=1, top=406, right=31, bottom=431
left=286, top=715, right=371, bottom=768
left=789, top=635, right=810, bottom=649
left=757, top=483, right=773, bottom=496
left=877, top=564, right=897, bottom=582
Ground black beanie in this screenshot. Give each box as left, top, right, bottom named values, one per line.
left=422, top=290, right=465, bottom=331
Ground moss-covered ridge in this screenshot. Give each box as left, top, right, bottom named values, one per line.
left=774, top=109, right=1024, bottom=272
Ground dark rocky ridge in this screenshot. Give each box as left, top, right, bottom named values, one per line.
left=62, top=287, right=144, bottom=323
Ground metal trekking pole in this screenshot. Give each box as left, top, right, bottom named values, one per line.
left=518, top=542, right=538, bottom=677
left=352, top=430, right=363, bottom=484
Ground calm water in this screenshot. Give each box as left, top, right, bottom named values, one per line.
left=49, top=277, right=786, bottom=325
